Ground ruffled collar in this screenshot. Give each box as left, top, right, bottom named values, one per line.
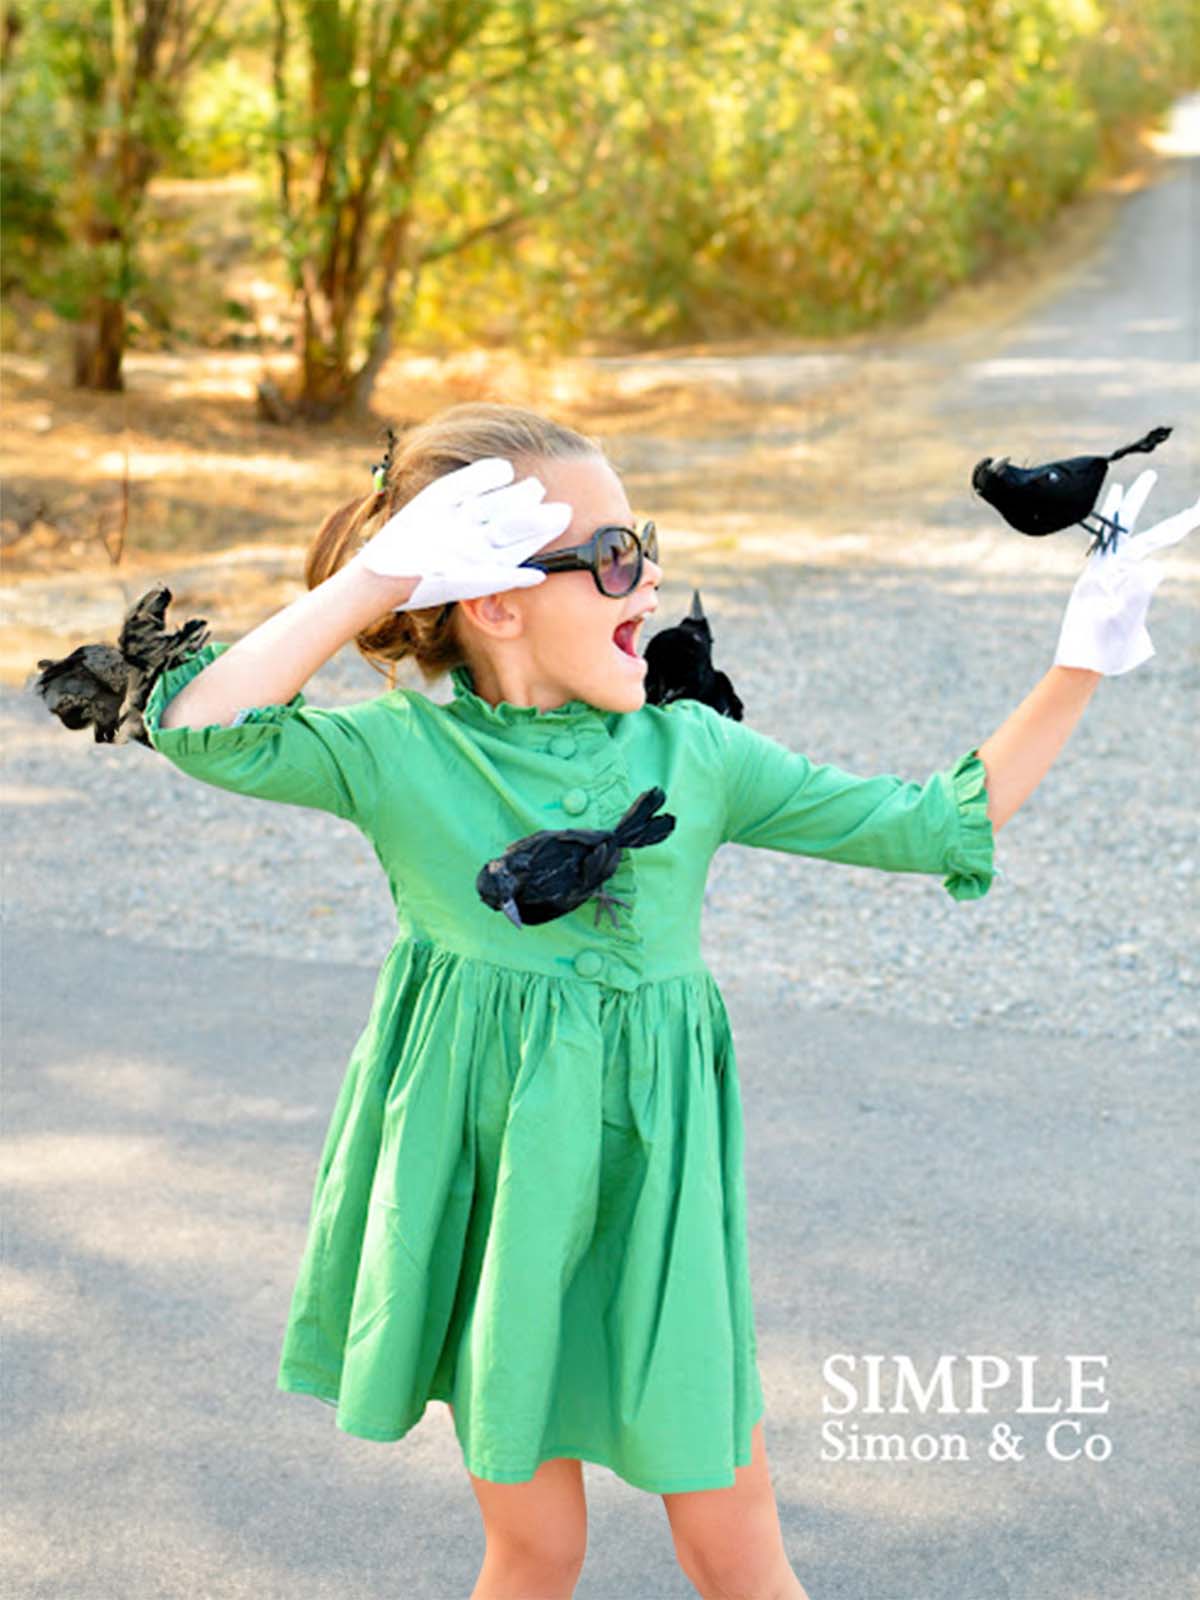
left=448, top=664, right=609, bottom=728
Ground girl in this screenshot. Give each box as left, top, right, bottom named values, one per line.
left=144, top=402, right=1196, bottom=1600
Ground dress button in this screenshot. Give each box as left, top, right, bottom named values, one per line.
left=573, top=950, right=603, bottom=979
left=562, top=787, right=588, bottom=815
left=549, top=734, right=577, bottom=759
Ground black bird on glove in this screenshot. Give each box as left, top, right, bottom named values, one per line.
left=971, top=425, right=1172, bottom=555
left=477, top=787, right=677, bottom=930
left=643, top=589, right=744, bottom=720
left=32, top=583, right=210, bottom=745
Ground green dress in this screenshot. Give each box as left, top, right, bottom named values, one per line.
left=142, top=642, right=995, bottom=1493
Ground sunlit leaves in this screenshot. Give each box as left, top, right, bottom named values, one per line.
left=409, top=0, right=1196, bottom=347
left=5, top=0, right=1197, bottom=373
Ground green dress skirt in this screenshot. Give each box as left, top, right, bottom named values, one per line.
left=143, top=647, right=995, bottom=1492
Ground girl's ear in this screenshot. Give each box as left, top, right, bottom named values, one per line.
left=457, top=590, right=525, bottom=640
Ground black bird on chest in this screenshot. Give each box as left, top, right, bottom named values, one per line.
left=31, top=583, right=210, bottom=744
left=477, top=787, right=677, bottom=930
left=643, top=589, right=744, bottom=720
left=971, top=425, right=1172, bottom=555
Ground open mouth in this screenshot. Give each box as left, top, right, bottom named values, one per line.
left=612, top=616, right=647, bottom=658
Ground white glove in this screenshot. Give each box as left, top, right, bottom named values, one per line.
left=1053, top=469, right=1200, bottom=675
left=348, top=455, right=573, bottom=611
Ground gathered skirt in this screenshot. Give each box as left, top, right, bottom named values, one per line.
left=276, top=937, right=766, bottom=1492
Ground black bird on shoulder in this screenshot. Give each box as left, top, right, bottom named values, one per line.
left=971, top=425, right=1172, bottom=556
left=31, top=582, right=210, bottom=744
left=643, top=589, right=744, bottom=720
left=476, top=787, right=677, bottom=930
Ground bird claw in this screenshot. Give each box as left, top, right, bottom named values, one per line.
left=1082, top=511, right=1125, bottom=558
left=592, top=891, right=631, bottom=929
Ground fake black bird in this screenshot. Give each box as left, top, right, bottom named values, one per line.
left=476, top=786, right=677, bottom=930
left=643, top=589, right=744, bottom=720
left=971, top=425, right=1172, bottom=555
left=31, top=583, right=210, bottom=745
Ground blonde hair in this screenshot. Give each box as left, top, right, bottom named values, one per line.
left=305, top=402, right=607, bottom=687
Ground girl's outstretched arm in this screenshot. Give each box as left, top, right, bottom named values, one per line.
left=708, top=473, right=1195, bottom=902
left=980, top=468, right=1200, bottom=832
left=975, top=665, right=1100, bottom=834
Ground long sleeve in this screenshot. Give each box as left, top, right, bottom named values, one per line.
left=713, top=713, right=996, bottom=902
left=142, top=641, right=384, bottom=833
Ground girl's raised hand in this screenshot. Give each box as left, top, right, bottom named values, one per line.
left=1053, top=469, right=1200, bottom=675
left=350, top=456, right=573, bottom=611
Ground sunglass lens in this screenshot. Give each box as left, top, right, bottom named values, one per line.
left=597, top=527, right=639, bottom=595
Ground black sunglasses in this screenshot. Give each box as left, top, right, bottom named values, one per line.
left=519, top=520, right=658, bottom=597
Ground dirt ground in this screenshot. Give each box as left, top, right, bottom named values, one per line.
left=0, top=139, right=1172, bottom=688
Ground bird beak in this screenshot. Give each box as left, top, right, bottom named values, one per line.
left=501, top=898, right=524, bottom=929
left=689, top=589, right=705, bottom=621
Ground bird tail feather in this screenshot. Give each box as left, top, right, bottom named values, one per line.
left=1107, top=426, right=1172, bottom=462
left=613, top=786, right=676, bottom=849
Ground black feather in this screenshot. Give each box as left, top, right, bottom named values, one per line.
left=476, top=787, right=677, bottom=930
left=32, top=583, right=210, bottom=744
left=643, top=589, right=744, bottom=719
left=971, top=426, right=1173, bottom=554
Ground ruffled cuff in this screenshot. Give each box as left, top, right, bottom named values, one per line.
left=142, top=640, right=309, bottom=759
left=941, top=748, right=997, bottom=902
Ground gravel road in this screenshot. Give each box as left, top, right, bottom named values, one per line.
left=4, top=111, right=1198, bottom=1049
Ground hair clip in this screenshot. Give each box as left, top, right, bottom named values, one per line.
left=369, top=422, right=399, bottom=495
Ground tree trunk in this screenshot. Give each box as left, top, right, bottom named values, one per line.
left=294, top=347, right=359, bottom=420
left=347, top=321, right=393, bottom=418
left=295, top=278, right=359, bottom=419
left=72, top=202, right=129, bottom=391
left=288, top=98, right=433, bottom=420
left=348, top=215, right=419, bottom=416
left=66, top=0, right=187, bottom=394
left=70, top=121, right=156, bottom=392
left=73, top=297, right=127, bottom=390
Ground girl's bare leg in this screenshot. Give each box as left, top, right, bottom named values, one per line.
left=661, top=1421, right=811, bottom=1600
left=448, top=1403, right=589, bottom=1600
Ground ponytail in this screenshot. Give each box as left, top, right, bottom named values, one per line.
left=305, top=403, right=605, bottom=687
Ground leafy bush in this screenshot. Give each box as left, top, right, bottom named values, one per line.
left=5, top=0, right=1196, bottom=361
left=408, top=0, right=1199, bottom=349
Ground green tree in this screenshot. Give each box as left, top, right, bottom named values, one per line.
left=3, top=0, right=233, bottom=390
left=267, top=0, right=651, bottom=418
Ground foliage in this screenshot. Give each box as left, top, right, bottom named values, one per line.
left=2, top=0, right=96, bottom=308
left=1, top=0, right=236, bottom=386
left=407, top=0, right=1198, bottom=348
left=166, top=55, right=276, bottom=177
left=4, top=0, right=1196, bottom=370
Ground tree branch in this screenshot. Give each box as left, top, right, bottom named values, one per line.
left=270, top=0, right=294, bottom=233
left=454, top=0, right=623, bottom=62
left=436, top=3, right=622, bottom=120
left=133, top=0, right=171, bottom=86
left=415, top=163, right=597, bottom=267
left=177, top=0, right=231, bottom=77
